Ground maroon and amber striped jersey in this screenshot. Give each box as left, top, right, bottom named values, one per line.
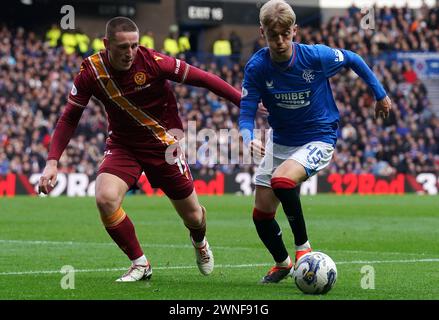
left=48, top=46, right=240, bottom=161
left=69, top=46, right=191, bottom=148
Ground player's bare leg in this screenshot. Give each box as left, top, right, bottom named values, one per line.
left=170, top=190, right=214, bottom=275
left=95, top=173, right=128, bottom=215
left=272, top=159, right=312, bottom=263
left=272, top=159, right=307, bottom=184
left=95, top=173, right=151, bottom=282
left=254, top=186, right=293, bottom=283
left=255, top=186, right=280, bottom=213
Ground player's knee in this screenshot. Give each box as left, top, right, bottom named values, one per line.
left=95, top=188, right=122, bottom=215
left=254, top=198, right=278, bottom=214
left=183, top=206, right=204, bottom=228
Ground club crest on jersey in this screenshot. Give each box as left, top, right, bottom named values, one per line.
left=134, top=72, right=147, bottom=85
left=302, top=69, right=315, bottom=83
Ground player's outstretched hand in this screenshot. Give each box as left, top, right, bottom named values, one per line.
left=375, top=96, right=392, bottom=119
left=38, top=160, right=58, bottom=194
left=250, top=139, right=265, bottom=159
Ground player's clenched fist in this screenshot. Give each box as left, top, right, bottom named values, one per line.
left=38, top=160, right=58, bottom=194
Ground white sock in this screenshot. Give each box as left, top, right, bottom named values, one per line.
left=192, top=237, right=206, bottom=248
left=276, top=256, right=291, bottom=268
left=132, top=255, right=147, bottom=266
left=296, top=241, right=311, bottom=251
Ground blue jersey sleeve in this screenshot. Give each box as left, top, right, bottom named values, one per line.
left=239, top=63, right=261, bottom=145
left=316, top=44, right=387, bottom=100
left=315, top=44, right=349, bottom=77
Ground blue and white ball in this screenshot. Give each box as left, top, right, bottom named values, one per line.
left=293, top=251, right=337, bottom=294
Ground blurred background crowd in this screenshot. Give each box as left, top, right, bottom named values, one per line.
left=1, top=4, right=438, bottom=178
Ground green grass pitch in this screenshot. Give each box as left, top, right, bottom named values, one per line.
left=0, top=194, right=438, bottom=300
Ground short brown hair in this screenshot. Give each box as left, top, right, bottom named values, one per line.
left=259, top=0, right=296, bottom=30
left=105, top=16, right=139, bottom=40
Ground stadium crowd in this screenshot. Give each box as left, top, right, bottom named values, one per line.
left=1, top=4, right=438, bottom=179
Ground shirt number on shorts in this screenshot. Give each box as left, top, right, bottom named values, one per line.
left=306, top=145, right=323, bottom=165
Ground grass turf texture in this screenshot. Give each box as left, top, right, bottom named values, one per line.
left=0, top=195, right=438, bottom=300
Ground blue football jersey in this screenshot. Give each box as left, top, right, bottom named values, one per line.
left=239, top=43, right=386, bottom=147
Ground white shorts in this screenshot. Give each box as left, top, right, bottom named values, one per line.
left=255, top=132, right=335, bottom=188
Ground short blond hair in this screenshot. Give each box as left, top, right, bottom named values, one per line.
left=259, top=0, right=296, bottom=30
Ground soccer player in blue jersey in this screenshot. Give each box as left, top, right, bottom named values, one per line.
left=239, top=0, right=392, bottom=284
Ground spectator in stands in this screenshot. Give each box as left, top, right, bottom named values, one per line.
left=75, top=29, right=91, bottom=57
left=61, top=29, right=78, bottom=55
left=0, top=152, right=9, bottom=175
left=213, top=32, right=232, bottom=66
left=140, top=30, right=154, bottom=49
left=91, top=34, right=105, bottom=53
left=46, top=23, right=61, bottom=48
left=402, top=60, right=418, bottom=83
left=229, top=31, right=242, bottom=63
left=178, top=31, right=191, bottom=54
left=163, top=31, right=179, bottom=56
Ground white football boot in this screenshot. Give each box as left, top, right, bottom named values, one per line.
left=115, top=263, right=152, bottom=282
left=192, top=237, right=214, bottom=275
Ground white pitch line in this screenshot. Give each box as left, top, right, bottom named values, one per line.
left=0, top=264, right=268, bottom=276
left=336, top=258, right=439, bottom=265
left=0, top=239, right=252, bottom=251
left=1, top=259, right=439, bottom=276
left=0, top=239, right=433, bottom=257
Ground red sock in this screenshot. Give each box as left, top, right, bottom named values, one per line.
left=102, top=207, right=143, bottom=260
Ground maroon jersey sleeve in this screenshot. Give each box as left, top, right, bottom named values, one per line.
left=68, top=61, right=93, bottom=107
left=47, top=61, right=92, bottom=161
left=183, top=66, right=241, bottom=107
left=148, top=50, right=241, bottom=107
left=148, top=51, right=191, bottom=83
left=47, top=103, right=85, bottom=161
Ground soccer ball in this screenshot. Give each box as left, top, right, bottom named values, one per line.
left=293, top=251, right=337, bottom=294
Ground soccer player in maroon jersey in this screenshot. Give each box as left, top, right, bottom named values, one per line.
left=38, top=17, right=241, bottom=282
